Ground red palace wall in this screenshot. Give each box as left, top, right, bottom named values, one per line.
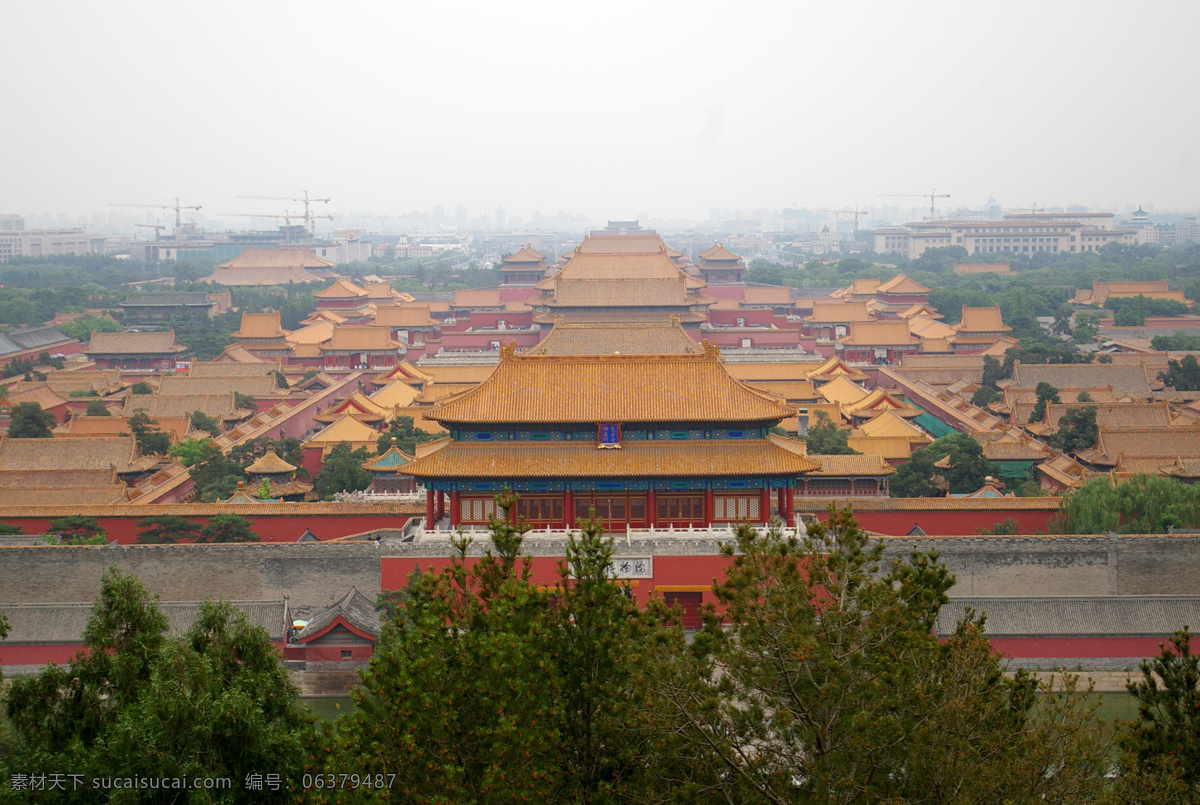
left=1, top=644, right=82, bottom=666
left=382, top=553, right=734, bottom=610
left=0, top=506, right=415, bottom=544
left=803, top=503, right=1057, bottom=536
left=3, top=641, right=286, bottom=668
left=989, top=636, right=1192, bottom=659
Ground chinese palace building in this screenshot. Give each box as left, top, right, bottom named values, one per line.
left=530, top=229, right=713, bottom=328
left=401, top=341, right=818, bottom=532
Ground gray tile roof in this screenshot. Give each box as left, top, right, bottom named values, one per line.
left=121, top=293, right=216, bottom=307
left=6, top=326, right=71, bottom=351
left=0, top=600, right=290, bottom=644
left=296, top=588, right=380, bottom=641
left=935, top=596, right=1200, bottom=638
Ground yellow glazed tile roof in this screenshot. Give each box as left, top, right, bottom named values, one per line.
left=806, top=453, right=896, bottom=477
left=245, top=451, right=298, bottom=474
left=877, top=274, right=931, bottom=295
left=232, top=312, right=289, bottom=339
left=368, top=379, right=422, bottom=409
left=424, top=348, right=797, bottom=425
left=402, top=435, right=819, bottom=478
left=844, top=435, right=913, bottom=460
left=818, top=375, right=869, bottom=406
left=526, top=319, right=702, bottom=356
left=313, top=278, right=369, bottom=299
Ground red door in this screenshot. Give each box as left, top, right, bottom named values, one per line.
left=662, top=592, right=704, bottom=630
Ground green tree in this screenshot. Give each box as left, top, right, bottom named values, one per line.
left=6, top=401, right=56, bottom=438
left=313, top=441, right=372, bottom=498
left=130, top=380, right=153, bottom=394
left=376, top=415, right=444, bottom=455
left=1052, top=405, right=1099, bottom=453
left=313, top=497, right=673, bottom=803
left=803, top=410, right=859, bottom=455
left=1053, top=475, right=1200, bottom=534
left=1073, top=312, right=1101, bottom=343
left=971, top=384, right=1001, bottom=407
left=4, top=565, right=169, bottom=752
left=48, top=514, right=106, bottom=544
left=128, top=409, right=170, bottom=455
left=645, top=507, right=1109, bottom=802
left=170, top=437, right=246, bottom=502
left=199, top=513, right=259, bottom=543
left=1028, top=381, right=1061, bottom=423
left=891, top=433, right=999, bottom=497
left=1051, top=302, right=1074, bottom=336
left=234, top=391, right=256, bottom=411
left=136, top=514, right=203, bottom=544
left=982, top=353, right=1006, bottom=386
left=59, top=315, right=122, bottom=341
left=314, top=497, right=560, bottom=802
left=84, top=398, right=111, bottom=416
left=1121, top=627, right=1200, bottom=788
left=1161, top=354, right=1200, bottom=391
left=169, top=436, right=216, bottom=467
left=190, top=409, right=223, bottom=437
left=1151, top=331, right=1200, bottom=351
left=3, top=567, right=308, bottom=802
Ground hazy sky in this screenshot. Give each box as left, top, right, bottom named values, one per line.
left=4, top=0, right=1199, bottom=223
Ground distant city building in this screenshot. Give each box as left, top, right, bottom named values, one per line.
left=0, top=228, right=106, bottom=263
left=874, top=212, right=1135, bottom=258
left=0, top=215, right=24, bottom=232
left=1179, top=216, right=1200, bottom=244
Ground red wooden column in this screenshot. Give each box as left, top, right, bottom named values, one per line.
left=450, top=491, right=459, bottom=527
left=777, top=487, right=786, bottom=517
left=785, top=486, right=795, bottom=526
left=703, top=488, right=714, bottom=527
left=564, top=490, right=573, bottom=528
left=425, top=489, right=435, bottom=527
left=436, top=491, right=445, bottom=520
left=760, top=487, right=770, bottom=524
left=646, top=489, right=657, bottom=528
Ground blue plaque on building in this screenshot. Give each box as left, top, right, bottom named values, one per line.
left=597, top=423, right=621, bottom=449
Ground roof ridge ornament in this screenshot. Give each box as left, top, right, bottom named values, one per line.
left=702, top=339, right=721, bottom=360
left=499, top=341, right=517, bottom=361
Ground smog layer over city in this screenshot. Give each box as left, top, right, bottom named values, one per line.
left=2, top=1, right=1200, bottom=802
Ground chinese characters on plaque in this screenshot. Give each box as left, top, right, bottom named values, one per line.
left=605, top=557, right=652, bottom=579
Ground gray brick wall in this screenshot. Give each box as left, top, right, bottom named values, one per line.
left=4, top=535, right=1200, bottom=616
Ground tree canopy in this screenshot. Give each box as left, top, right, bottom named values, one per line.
left=375, top=416, right=444, bottom=456
left=890, top=433, right=1000, bottom=497
left=1053, top=475, right=1200, bottom=534
left=803, top=410, right=859, bottom=455
left=1161, top=355, right=1200, bottom=392
left=2, top=566, right=309, bottom=801
left=314, top=442, right=373, bottom=498
left=7, top=401, right=56, bottom=438
left=1051, top=405, right=1099, bottom=453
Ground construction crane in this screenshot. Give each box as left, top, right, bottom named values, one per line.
left=236, top=191, right=331, bottom=238
left=878, top=189, right=950, bottom=220
left=818, top=205, right=871, bottom=234
left=134, top=223, right=165, bottom=240
left=220, top=211, right=299, bottom=243
left=1006, top=203, right=1043, bottom=214
left=109, top=197, right=202, bottom=229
